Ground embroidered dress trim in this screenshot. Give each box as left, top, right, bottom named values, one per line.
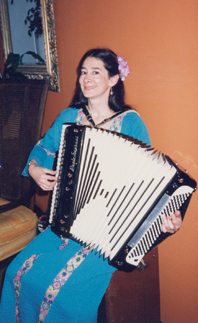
left=38, top=244, right=95, bottom=323
left=37, top=140, right=56, bottom=157
left=14, top=254, right=41, bottom=323
left=58, top=237, right=69, bottom=250
left=76, top=108, right=124, bottom=132
left=75, top=109, right=83, bottom=124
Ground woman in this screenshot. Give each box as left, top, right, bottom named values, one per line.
left=0, top=48, right=182, bottom=323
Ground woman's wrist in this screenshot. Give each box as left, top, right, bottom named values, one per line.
left=28, top=160, right=38, bottom=175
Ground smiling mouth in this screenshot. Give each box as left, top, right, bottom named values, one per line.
left=84, top=86, right=95, bottom=90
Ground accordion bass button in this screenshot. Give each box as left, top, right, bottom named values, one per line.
left=117, top=261, right=123, bottom=266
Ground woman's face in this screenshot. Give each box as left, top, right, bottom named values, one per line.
left=79, top=56, right=114, bottom=100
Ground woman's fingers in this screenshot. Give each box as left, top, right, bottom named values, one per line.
left=29, top=165, right=57, bottom=191
left=161, top=211, right=182, bottom=233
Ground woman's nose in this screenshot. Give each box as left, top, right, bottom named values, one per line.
left=84, top=73, right=91, bottom=82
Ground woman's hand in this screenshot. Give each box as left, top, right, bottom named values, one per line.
left=161, top=211, right=182, bottom=234
left=28, top=164, right=57, bottom=191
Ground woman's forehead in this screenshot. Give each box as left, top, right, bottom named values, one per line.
left=81, top=57, right=105, bottom=69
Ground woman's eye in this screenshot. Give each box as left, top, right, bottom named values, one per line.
left=81, top=70, right=86, bottom=75
left=93, top=71, right=99, bottom=75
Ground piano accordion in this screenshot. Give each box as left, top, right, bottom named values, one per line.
left=49, top=124, right=197, bottom=272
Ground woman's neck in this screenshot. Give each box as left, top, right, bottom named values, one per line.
left=81, top=99, right=115, bottom=129
left=87, top=99, right=114, bottom=119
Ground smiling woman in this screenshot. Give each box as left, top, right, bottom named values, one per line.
left=71, top=48, right=131, bottom=115
left=79, top=57, right=119, bottom=124
left=0, top=48, right=183, bottom=323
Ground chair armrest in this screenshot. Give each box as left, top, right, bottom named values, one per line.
left=0, top=190, right=35, bottom=213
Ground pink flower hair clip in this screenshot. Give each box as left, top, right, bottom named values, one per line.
left=117, top=56, right=131, bottom=81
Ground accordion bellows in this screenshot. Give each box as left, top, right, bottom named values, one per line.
left=49, top=124, right=196, bottom=272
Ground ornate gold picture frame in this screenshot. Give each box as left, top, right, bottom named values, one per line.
left=0, top=0, right=60, bottom=92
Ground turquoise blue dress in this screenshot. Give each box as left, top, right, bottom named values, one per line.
left=0, top=108, right=151, bottom=323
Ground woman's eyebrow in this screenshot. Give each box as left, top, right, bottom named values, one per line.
left=92, top=67, right=102, bottom=71
left=81, top=67, right=102, bottom=71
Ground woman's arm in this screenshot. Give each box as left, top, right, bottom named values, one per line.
left=22, top=108, right=79, bottom=177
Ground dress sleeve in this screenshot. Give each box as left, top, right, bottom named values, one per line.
left=121, top=111, right=151, bottom=146
left=22, top=108, right=79, bottom=176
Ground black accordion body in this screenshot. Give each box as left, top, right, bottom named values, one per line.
left=49, top=124, right=197, bottom=272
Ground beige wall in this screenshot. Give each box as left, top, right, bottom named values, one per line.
left=1, top=1, right=198, bottom=322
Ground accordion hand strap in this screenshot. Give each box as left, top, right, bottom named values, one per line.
left=82, top=105, right=131, bottom=127
left=82, top=105, right=96, bottom=127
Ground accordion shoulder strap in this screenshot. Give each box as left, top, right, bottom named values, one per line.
left=82, top=105, right=133, bottom=127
